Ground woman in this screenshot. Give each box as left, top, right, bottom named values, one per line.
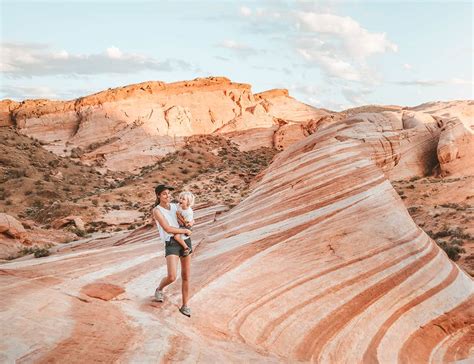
left=152, top=184, right=193, bottom=317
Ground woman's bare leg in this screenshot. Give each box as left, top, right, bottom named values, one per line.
left=180, top=255, right=191, bottom=306
left=158, top=255, right=179, bottom=291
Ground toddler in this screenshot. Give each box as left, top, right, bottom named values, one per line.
left=174, top=191, right=195, bottom=257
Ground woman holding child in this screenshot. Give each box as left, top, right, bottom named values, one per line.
left=152, top=184, right=195, bottom=317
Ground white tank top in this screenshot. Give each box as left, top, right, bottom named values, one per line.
left=154, top=203, right=179, bottom=244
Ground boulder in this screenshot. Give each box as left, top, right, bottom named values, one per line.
left=437, top=117, right=474, bottom=176
left=0, top=213, right=27, bottom=239
left=52, top=215, right=86, bottom=231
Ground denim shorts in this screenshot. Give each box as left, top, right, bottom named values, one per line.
left=165, top=236, right=192, bottom=257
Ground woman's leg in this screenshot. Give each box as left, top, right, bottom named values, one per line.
left=158, top=255, right=179, bottom=291
left=180, top=254, right=191, bottom=307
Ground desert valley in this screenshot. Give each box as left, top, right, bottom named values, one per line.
left=0, top=77, right=473, bottom=363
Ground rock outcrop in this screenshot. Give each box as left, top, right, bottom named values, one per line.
left=190, top=115, right=474, bottom=363
left=0, top=213, right=29, bottom=258
left=1, top=115, right=472, bottom=362
left=1, top=78, right=331, bottom=172
left=437, top=117, right=474, bottom=176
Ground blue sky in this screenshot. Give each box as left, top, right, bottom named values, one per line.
left=1, top=0, right=472, bottom=110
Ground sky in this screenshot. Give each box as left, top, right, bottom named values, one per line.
left=1, top=0, right=472, bottom=110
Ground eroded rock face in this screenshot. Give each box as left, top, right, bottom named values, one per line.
left=437, top=117, right=474, bottom=176
left=191, top=116, right=474, bottom=363
left=2, top=78, right=331, bottom=172
left=0, top=213, right=26, bottom=239
left=0, top=213, right=29, bottom=259
left=0, top=116, right=473, bottom=362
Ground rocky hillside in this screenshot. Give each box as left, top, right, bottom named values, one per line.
left=1, top=106, right=472, bottom=363
left=0, top=77, right=331, bottom=173
left=1, top=79, right=473, bottom=270
left=0, top=126, right=277, bottom=259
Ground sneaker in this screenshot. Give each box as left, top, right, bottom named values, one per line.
left=179, top=305, right=191, bottom=317
left=154, top=288, right=164, bottom=302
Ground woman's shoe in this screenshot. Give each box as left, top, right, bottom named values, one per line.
left=179, top=305, right=191, bottom=317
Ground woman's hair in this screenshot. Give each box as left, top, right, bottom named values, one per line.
left=154, top=190, right=164, bottom=207
left=179, top=191, right=195, bottom=207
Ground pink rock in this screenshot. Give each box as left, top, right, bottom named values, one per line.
left=437, top=117, right=474, bottom=176
left=6, top=78, right=332, bottom=173
left=52, top=215, right=85, bottom=231
left=0, top=213, right=26, bottom=239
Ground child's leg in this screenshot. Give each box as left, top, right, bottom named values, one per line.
left=174, top=234, right=189, bottom=251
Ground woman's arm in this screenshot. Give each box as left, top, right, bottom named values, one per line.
left=153, top=209, right=191, bottom=235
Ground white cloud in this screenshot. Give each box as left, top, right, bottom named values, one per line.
left=295, top=12, right=397, bottom=59
left=0, top=84, right=99, bottom=100
left=293, top=12, right=397, bottom=83
left=53, top=50, right=69, bottom=60
left=393, top=78, right=474, bottom=87
left=106, top=46, right=123, bottom=59
left=216, top=39, right=256, bottom=57
left=297, top=48, right=362, bottom=81
left=0, top=85, right=59, bottom=100
left=341, top=87, right=373, bottom=105
left=238, top=6, right=281, bottom=20
left=450, top=78, right=473, bottom=85
left=403, top=63, right=413, bottom=70
left=0, top=42, right=192, bottom=77
left=240, top=6, right=252, bottom=16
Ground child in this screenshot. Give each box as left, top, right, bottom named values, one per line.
left=174, top=191, right=195, bottom=257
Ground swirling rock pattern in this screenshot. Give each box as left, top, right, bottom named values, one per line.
left=191, top=117, right=474, bottom=363
left=1, top=116, right=472, bottom=363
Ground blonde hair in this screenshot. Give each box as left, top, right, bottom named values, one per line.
left=179, top=191, right=195, bottom=207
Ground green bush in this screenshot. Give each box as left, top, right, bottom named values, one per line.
left=436, top=240, right=465, bottom=261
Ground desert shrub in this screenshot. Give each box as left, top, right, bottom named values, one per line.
left=34, top=248, right=50, bottom=258
left=8, top=246, right=51, bottom=260
left=48, top=159, right=60, bottom=167
left=407, top=206, right=419, bottom=214
left=67, top=227, right=87, bottom=237
left=436, top=240, right=465, bottom=261
left=9, top=168, right=26, bottom=178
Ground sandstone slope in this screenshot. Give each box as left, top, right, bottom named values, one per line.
left=1, top=113, right=472, bottom=363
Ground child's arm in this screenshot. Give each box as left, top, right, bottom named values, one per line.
left=176, top=212, right=186, bottom=226
left=185, top=219, right=195, bottom=228
left=153, top=209, right=190, bottom=235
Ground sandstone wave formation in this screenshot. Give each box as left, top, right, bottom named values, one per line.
left=1, top=110, right=473, bottom=363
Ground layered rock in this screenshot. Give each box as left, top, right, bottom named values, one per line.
left=1, top=78, right=331, bottom=172
left=190, top=116, right=474, bottom=363
left=404, top=101, right=474, bottom=178
left=0, top=213, right=30, bottom=259
left=437, top=117, right=474, bottom=176
left=1, top=115, right=472, bottom=362
left=334, top=102, right=474, bottom=181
